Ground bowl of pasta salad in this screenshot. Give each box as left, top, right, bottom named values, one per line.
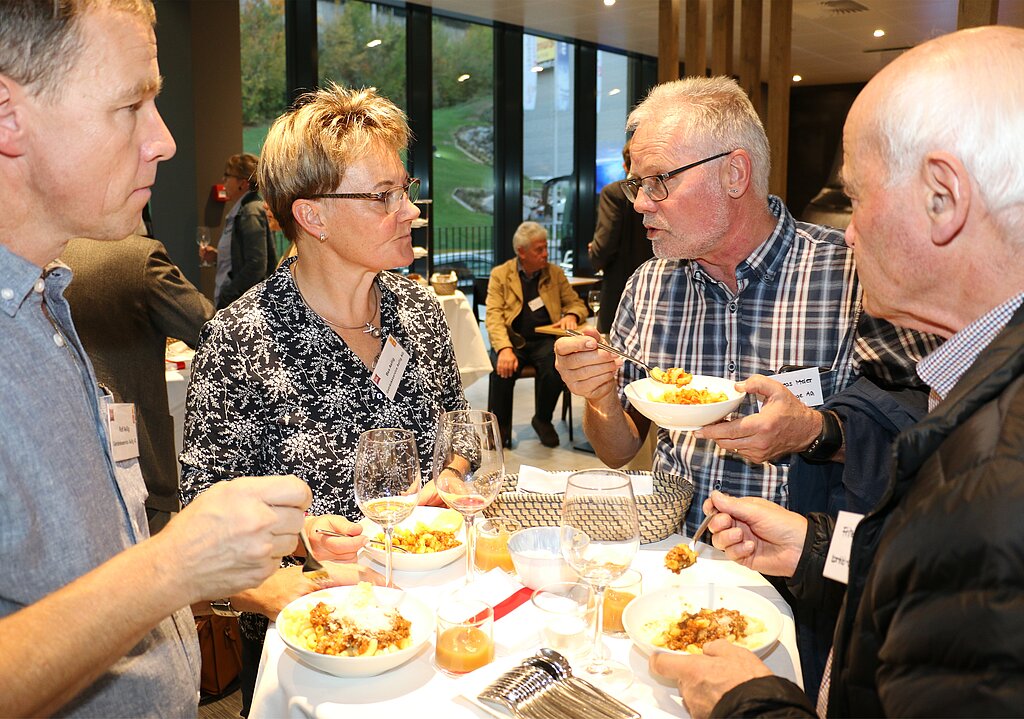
left=358, top=506, right=466, bottom=572
left=625, top=374, right=744, bottom=431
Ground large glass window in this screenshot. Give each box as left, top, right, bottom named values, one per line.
left=431, top=17, right=495, bottom=285
left=596, top=50, right=630, bottom=192
left=317, top=1, right=407, bottom=111
left=240, top=0, right=287, bottom=154
left=523, top=35, right=575, bottom=265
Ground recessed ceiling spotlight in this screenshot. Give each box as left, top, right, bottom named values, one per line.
left=604, top=0, right=616, bottom=6
left=457, top=74, right=471, bottom=83
left=608, top=88, right=621, bottom=96
left=366, top=39, right=382, bottom=48
left=792, top=74, right=803, bottom=82
left=531, top=65, right=544, bottom=73
left=873, top=29, right=885, bottom=38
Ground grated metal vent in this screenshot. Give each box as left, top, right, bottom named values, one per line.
left=819, top=0, right=869, bottom=14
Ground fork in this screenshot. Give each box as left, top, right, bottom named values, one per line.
left=562, top=328, right=662, bottom=380
left=315, top=528, right=411, bottom=552
left=690, top=507, right=719, bottom=550
left=297, top=528, right=330, bottom=584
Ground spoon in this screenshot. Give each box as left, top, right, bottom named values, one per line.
left=534, top=650, right=640, bottom=718
left=690, top=507, right=719, bottom=550
left=562, top=328, right=664, bottom=382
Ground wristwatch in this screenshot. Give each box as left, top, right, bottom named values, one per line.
left=799, top=409, right=844, bottom=463
left=210, top=598, right=241, bottom=618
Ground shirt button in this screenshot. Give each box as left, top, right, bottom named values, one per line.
left=53, top=333, right=65, bottom=347
left=34, top=279, right=45, bottom=294
left=713, top=481, right=723, bottom=490
left=727, top=361, right=736, bottom=372
left=0, top=288, right=13, bottom=301
left=728, top=301, right=738, bottom=312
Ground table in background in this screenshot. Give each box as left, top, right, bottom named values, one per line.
left=432, top=289, right=492, bottom=389
left=249, top=535, right=802, bottom=719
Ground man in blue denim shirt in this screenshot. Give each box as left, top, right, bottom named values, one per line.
left=0, top=2, right=312, bottom=716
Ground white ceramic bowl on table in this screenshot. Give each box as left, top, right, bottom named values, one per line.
left=358, top=506, right=466, bottom=572
left=625, top=376, right=745, bottom=432
left=507, top=526, right=578, bottom=590
left=276, top=585, right=434, bottom=677
left=622, top=584, right=782, bottom=658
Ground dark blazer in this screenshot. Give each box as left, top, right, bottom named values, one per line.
left=218, top=190, right=276, bottom=309
left=588, top=181, right=652, bottom=333
left=61, top=236, right=214, bottom=513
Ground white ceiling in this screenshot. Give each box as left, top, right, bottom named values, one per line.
left=413, top=0, right=1024, bottom=86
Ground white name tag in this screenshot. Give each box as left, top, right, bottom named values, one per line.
left=106, top=402, right=140, bottom=462
left=823, top=510, right=864, bottom=585
left=371, top=335, right=411, bottom=401
left=763, top=367, right=824, bottom=409
left=527, top=296, right=545, bottom=312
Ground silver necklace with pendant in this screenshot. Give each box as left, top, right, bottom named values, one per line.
left=294, top=266, right=382, bottom=339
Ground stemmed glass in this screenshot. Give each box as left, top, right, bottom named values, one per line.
left=587, top=289, right=601, bottom=326
left=196, top=227, right=214, bottom=267
left=353, top=428, right=421, bottom=588
left=559, top=469, right=640, bottom=690
left=432, top=410, right=505, bottom=584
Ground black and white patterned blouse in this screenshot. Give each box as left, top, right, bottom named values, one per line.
left=179, top=256, right=468, bottom=520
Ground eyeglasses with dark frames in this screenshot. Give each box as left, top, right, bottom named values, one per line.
left=619, top=150, right=735, bottom=203
left=310, top=177, right=421, bottom=214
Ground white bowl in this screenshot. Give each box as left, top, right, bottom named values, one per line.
left=625, top=376, right=745, bottom=431
left=622, top=584, right=782, bottom=658
left=507, top=526, right=578, bottom=590
left=358, top=506, right=466, bottom=572
left=276, top=585, right=433, bottom=677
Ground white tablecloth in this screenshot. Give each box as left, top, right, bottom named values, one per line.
left=249, top=536, right=802, bottom=719
left=433, top=289, right=492, bottom=389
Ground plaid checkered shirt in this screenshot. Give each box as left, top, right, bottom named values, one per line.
left=611, top=196, right=938, bottom=535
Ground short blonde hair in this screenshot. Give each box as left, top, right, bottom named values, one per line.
left=258, top=83, right=411, bottom=241
left=628, top=76, right=770, bottom=198
left=224, top=153, right=259, bottom=187
left=513, top=221, right=547, bottom=251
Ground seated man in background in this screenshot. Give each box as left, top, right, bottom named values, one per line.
left=486, top=221, right=587, bottom=447
left=62, top=234, right=214, bottom=534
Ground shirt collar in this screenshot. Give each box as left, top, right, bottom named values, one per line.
left=0, top=244, right=66, bottom=318
left=517, top=258, right=543, bottom=281
left=738, top=195, right=792, bottom=284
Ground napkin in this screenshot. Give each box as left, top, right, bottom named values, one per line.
left=516, top=465, right=654, bottom=496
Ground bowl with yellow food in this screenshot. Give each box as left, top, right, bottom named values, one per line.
left=358, top=506, right=466, bottom=572
left=276, top=582, right=434, bottom=677
left=625, top=375, right=745, bottom=431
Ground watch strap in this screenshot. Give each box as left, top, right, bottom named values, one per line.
left=799, top=409, right=843, bottom=463
left=210, top=598, right=240, bottom=617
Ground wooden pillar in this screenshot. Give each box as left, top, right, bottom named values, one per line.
left=658, top=0, right=681, bottom=83
left=957, top=0, right=998, bottom=28
left=738, top=0, right=762, bottom=117
left=766, top=0, right=792, bottom=200
left=710, top=0, right=734, bottom=77
left=684, top=0, right=707, bottom=77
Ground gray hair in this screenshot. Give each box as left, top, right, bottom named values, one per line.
left=870, top=28, right=1024, bottom=239
left=627, top=76, right=770, bottom=197
left=0, top=0, right=155, bottom=99
left=512, top=221, right=547, bottom=252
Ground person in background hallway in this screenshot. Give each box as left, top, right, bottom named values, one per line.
left=0, top=2, right=312, bottom=715
left=486, top=221, right=588, bottom=448
left=61, top=234, right=214, bottom=534
left=650, top=25, right=1024, bottom=718
left=588, top=138, right=653, bottom=334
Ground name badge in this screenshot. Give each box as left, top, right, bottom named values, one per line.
left=106, top=402, right=140, bottom=462
left=763, top=367, right=824, bottom=409
left=527, top=296, right=545, bottom=312
left=823, top=510, right=864, bottom=585
left=371, top=335, right=411, bottom=401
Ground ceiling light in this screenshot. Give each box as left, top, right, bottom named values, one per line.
left=792, top=74, right=803, bottom=82
left=608, top=88, right=621, bottom=96
left=457, top=74, right=471, bottom=83
left=366, top=39, right=382, bottom=48
left=531, top=65, right=544, bottom=73
left=873, top=29, right=885, bottom=38
left=604, top=0, right=616, bottom=5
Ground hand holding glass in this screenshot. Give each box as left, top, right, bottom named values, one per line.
left=353, top=428, right=421, bottom=588
left=196, top=227, right=215, bottom=267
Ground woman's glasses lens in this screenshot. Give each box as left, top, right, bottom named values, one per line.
left=385, top=179, right=421, bottom=213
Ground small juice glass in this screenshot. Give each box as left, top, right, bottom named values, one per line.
left=602, top=568, right=642, bottom=636
left=474, top=517, right=520, bottom=573
left=434, top=594, right=494, bottom=676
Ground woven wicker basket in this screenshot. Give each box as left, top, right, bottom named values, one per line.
left=430, top=272, right=458, bottom=296
left=484, top=470, right=692, bottom=544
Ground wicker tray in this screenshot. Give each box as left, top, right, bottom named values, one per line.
left=484, top=470, right=692, bottom=544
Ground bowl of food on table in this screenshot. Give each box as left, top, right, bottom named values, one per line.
left=276, top=582, right=434, bottom=677
left=622, top=584, right=782, bottom=658
left=358, top=506, right=466, bottom=571
left=625, top=367, right=745, bottom=431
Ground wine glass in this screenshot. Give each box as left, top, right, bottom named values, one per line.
left=353, top=428, right=421, bottom=588
left=196, top=227, right=214, bottom=267
left=559, top=469, right=640, bottom=690
left=432, top=410, right=505, bottom=584
left=587, top=290, right=601, bottom=327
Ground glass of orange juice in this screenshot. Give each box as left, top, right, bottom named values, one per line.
left=434, top=594, right=494, bottom=676
left=602, top=568, right=641, bottom=636
left=474, top=517, right=520, bottom=573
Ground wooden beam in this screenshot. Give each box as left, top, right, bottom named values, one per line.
left=710, top=0, right=734, bottom=77
left=684, top=0, right=708, bottom=77
left=659, top=0, right=681, bottom=84
left=766, top=0, right=791, bottom=200
left=738, top=0, right=762, bottom=117
left=957, top=0, right=998, bottom=28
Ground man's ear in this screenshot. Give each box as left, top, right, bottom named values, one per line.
left=291, top=198, right=325, bottom=239
left=922, top=151, right=969, bottom=247
left=724, top=149, right=752, bottom=197
left=0, top=75, right=27, bottom=157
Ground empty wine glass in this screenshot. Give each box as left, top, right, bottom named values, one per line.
left=587, top=289, right=601, bottom=325
left=353, top=428, right=421, bottom=588
left=432, top=410, right=505, bottom=584
left=560, top=469, right=640, bottom=691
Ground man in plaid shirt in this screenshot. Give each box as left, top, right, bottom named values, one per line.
left=555, top=77, right=933, bottom=539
